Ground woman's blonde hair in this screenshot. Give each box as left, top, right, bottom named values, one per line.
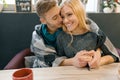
left=60, top=0, right=90, bottom=33
left=60, top=0, right=90, bottom=46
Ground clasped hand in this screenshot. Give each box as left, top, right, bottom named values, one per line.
left=72, top=49, right=101, bottom=69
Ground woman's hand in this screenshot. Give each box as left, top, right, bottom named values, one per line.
left=60, top=49, right=101, bottom=68
left=88, top=49, right=101, bottom=69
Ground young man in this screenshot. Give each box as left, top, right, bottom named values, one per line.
left=25, top=0, right=63, bottom=68
left=25, top=0, right=119, bottom=68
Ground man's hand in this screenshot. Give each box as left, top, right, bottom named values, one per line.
left=72, top=50, right=93, bottom=68
left=60, top=49, right=101, bottom=68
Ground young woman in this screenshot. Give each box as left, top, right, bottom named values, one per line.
left=55, top=0, right=119, bottom=69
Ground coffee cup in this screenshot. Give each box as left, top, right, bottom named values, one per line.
left=12, top=68, right=33, bottom=80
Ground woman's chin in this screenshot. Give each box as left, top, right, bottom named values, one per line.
left=67, top=28, right=72, bottom=32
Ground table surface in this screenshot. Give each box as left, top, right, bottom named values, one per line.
left=0, top=63, right=120, bottom=80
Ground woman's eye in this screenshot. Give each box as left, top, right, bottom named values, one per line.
left=67, top=13, right=72, bottom=16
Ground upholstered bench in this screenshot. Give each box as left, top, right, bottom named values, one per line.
left=4, top=48, right=120, bottom=70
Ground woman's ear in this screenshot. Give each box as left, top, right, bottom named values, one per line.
left=40, top=18, right=46, bottom=24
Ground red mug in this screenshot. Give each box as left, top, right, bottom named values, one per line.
left=12, top=68, right=33, bottom=80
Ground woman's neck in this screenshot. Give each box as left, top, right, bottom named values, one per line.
left=71, top=28, right=88, bottom=35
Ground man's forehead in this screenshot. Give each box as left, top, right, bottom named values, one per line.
left=44, top=6, right=60, bottom=19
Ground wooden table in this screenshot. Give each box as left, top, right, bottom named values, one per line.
left=0, top=63, right=120, bottom=80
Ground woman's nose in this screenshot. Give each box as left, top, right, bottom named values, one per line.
left=63, top=18, right=69, bottom=24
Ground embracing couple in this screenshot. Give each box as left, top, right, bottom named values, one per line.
left=25, top=0, right=119, bottom=69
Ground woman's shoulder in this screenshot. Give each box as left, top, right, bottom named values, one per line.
left=58, top=31, right=66, bottom=37
left=57, top=31, right=70, bottom=40
left=83, top=31, right=97, bottom=37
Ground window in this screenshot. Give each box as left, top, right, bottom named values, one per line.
left=3, top=0, right=36, bottom=12
left=5, top=0, right=35, bottom=4
left=86, top=0, right=100, bottom=13
left=3, top=0, right=100, bottom=13
left=5, top=0, right=15, bottom=4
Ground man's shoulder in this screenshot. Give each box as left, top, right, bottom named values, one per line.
left=31, top=24, right=43, bottom=37
left=34, top=24, right=42, bottom=31
left=33, top=24, right=46, bottom=36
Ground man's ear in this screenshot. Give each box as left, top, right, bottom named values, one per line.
left=40, top=18, right=46, bottom=24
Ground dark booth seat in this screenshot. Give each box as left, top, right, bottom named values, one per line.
left=3, top=48, right=120, bottom=70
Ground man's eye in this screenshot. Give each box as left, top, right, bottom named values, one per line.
left=53, top=16, right=57, bottom=20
